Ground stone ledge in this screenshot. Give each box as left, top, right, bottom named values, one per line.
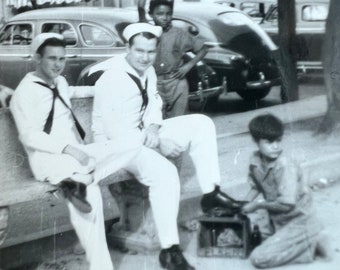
left=214, top=95, right=327, bottom=138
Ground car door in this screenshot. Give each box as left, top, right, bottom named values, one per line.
left=0, top=22, right=35, bottom=89
left=295, top=2, right=327, bottom=63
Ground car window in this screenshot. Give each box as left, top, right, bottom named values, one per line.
left=171, top=19, right=199, bottom=36
left=79, top=24, right=121, bottom=47
left=265, top=6, right=278, bottom=22
left=240, top=2, right=266, bottom=17
left=0, top=23, right=33, bottom=46
left=241, top=2, right=258, bottom=13
left=41, top=22, right=77, bottom=46
left=302, top=4, right=328, bottom=21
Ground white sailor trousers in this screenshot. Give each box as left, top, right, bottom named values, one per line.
left=41, top=114, right=220, bottom=264
left=64, top=138, right=143, bottom=270
left=123, top=114, right=221, bottom=248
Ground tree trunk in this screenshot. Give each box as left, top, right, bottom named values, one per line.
left=276, top=0, right=299, bottom=102
left=318, top=0, right=340, bottom=134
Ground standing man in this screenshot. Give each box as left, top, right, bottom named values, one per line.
left=138, top=0, right=208, bottom=118
left=10, top=33, right=140, bottom=270
left=93, top=23, right=242, bottom=270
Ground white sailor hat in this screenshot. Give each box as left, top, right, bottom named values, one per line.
left=31, top=33, right=64, bottom=54
left=122, top=23, right=163, bottom=42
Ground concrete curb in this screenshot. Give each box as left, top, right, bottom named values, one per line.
left=214, top=95, right=327, bottom=138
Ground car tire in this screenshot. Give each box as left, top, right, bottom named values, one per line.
left=236, top=87, right=271, bottom=101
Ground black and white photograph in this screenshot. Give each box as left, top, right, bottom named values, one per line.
left=0, top=0, right=339, bottom=269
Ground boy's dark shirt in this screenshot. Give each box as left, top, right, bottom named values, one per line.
left=154, top=26, right=205, bottom=76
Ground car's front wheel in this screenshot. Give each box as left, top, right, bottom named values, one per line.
left=236, top=87, right=271, bottom=100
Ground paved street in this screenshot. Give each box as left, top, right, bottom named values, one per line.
left=193, top=72, right=325, bottom=118
left=2, top=73, right=340, bottom=270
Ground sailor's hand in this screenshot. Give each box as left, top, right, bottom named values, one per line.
left=242, top=201, right=259, bottom=214
left=143, top=124, right=160, bottom=148
left=63, top=145, right=95, bottom=173
left=159, top=138, right=185, bottom=158
left=0, top=85, right=14, bottom=108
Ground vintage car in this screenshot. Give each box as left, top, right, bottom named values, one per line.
left=259, top=0, right=329, bottom=72
left=0, top=2, right=280, bottom=102
left=81, top=3, right=281, bottom=100
left=0, top=7, right=223, bottom=105
left=186, top=0, right=275, bottom=21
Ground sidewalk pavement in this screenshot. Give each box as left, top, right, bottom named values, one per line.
left=3, top=94, right=340, bottom=270
left=112, top=93, right=340, bottom=270
left=214, top=94, right=328, bottom=137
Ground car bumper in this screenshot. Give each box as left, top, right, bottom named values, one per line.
left=246, top=77, right=281, bottom=90
left=189, top=85, right=224, bottom=102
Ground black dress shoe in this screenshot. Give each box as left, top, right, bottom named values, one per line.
left=58, top=180, right=92, bottom=213
left=200, top=186, right=245, bottom=216
left=159, top=245, right=195, bottom=270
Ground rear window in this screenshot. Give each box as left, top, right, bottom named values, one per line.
left=0, top=23, right=33, bottom=46
left=79, top=24, right=119, bottom=47
left=41, top=22, right=77, bottom=46
left=302, top=4, right=328, bottom=21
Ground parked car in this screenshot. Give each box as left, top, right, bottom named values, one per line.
left=81, top=3, right=280, bottom=100
left=0, top=7, right=221, bottom=106
left=259, top=0, right=329, bottom=72
left=182, top=0, right=275, bottom=21
left=0, top=3, right=280, bottom=102
left=171, top=2, right=280, bottom=100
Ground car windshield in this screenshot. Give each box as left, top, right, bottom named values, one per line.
left=302, top=4, right=328, bottom=21
left=218, top=12, right=277, bottom=50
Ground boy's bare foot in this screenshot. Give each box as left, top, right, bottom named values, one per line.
left=316, top=231, right=333, bottom=261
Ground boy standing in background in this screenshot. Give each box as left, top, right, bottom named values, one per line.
left=138, top=0, right=208, bottom=118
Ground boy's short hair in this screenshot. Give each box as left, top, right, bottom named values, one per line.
left=149, top=0, right=174, bottom=14
left=248, top=114, right=284, bottom=142
left=36, top=37, right=66, bottom=56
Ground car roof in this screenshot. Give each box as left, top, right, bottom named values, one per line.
left=9, top=7, right=138, bottom=22
left=269, top=0, right=329, bottom=6
left=9, top=3, right=238, bottom=24
left=295, top=0, right=329, bottom=3
left=174, top=2, right=239, bottom=19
